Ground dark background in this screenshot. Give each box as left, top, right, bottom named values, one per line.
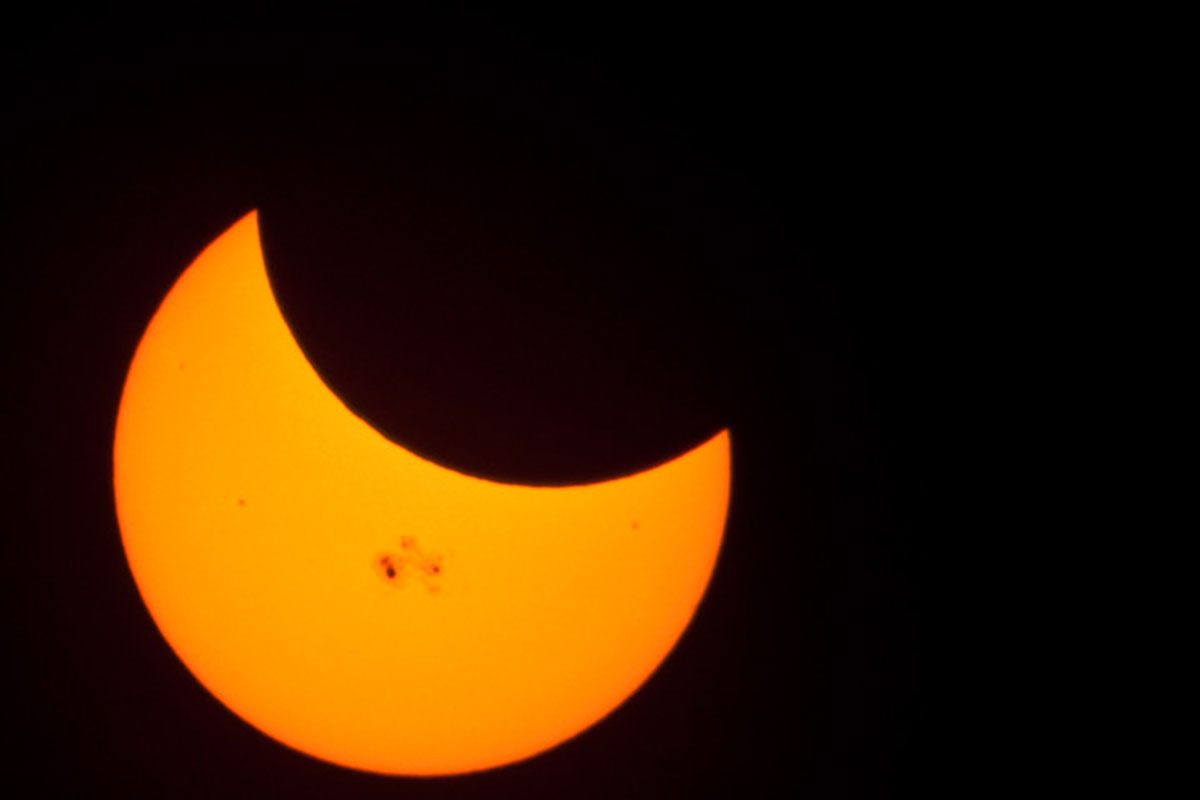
left=3, top=9, right=953, bottom=798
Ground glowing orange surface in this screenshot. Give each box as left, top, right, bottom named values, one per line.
left=112, top=211, right=730, bottom=775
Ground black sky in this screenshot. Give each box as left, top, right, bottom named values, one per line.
left=3, top=9, right=955, bottom=798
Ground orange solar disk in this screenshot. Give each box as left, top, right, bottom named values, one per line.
left=113, top=211, right=731, bottom=775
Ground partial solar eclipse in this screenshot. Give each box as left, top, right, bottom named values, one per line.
left=112, top=211, right=731, bottom=775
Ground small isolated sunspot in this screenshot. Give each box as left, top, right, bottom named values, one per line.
left=112, top=211, right=731, bottom=776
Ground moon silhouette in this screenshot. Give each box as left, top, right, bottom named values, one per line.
left=112, top=211, right=731, bottom=776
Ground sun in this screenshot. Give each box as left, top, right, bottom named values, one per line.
left=113, top=211, right=731, bottom=775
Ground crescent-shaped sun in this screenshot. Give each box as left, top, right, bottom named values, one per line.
left=113, top=211, right=731, bottom=776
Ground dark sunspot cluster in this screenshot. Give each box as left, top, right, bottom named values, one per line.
left=376, top=537, right=444, bottom=593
